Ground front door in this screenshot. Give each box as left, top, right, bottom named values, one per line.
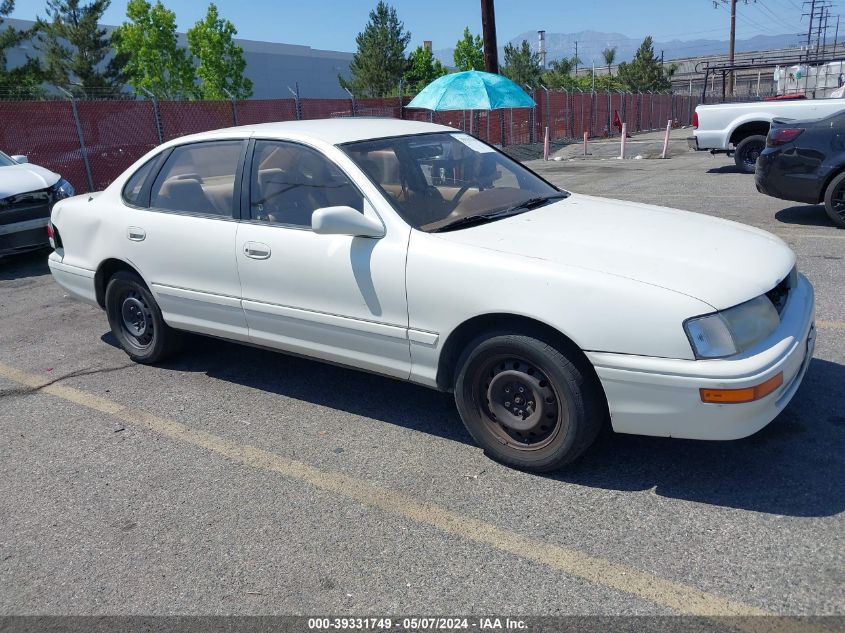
left=235, top=139, right=411, bottom=378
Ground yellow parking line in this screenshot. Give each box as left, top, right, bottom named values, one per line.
left=0, top=362, right=828, bottom=631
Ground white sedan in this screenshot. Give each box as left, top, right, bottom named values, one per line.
left=47, top=119, right=815, bottom=471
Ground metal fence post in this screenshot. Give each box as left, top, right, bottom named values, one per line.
left=398, top=78, right=404, bottom=120
left=619, top=91, right=626, bottom=133
left=223, top=88, right=238, bottom=126
left=509, top=108, right=513, bottom=145
left=288, top=83, right=302, bottom=120
left=649, top=91, right=655, bottom=130
left=139, top=87, right=164, bottom=144
left=542, top=86, right=551, bottom=140
left=58, top=86, right=94, bottom=193
left=344, top=87, right=357, bottom=117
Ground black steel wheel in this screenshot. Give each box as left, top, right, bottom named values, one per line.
left=105, top=270, right=181, bottom=363
left=734, top=135, right=766, bottom=174
left=823, top=171, right=845, bottom=228
left=454, top=333, right=606, bottom=472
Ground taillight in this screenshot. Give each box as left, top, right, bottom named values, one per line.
left=693, top=111, right=698, bottom=129
left=768, top=128, right=804, bottom=146
left=46, top=222, right=62, bottom=249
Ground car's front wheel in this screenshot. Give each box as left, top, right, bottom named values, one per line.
left=454, top=333, right=605, bottom=472
left=105, top=270, right=181, bottom=363
left=823, top=171, right=845, bottom=228
left=734, top=135, right=766, bottom=174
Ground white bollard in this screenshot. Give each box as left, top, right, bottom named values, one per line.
left=620, top=122, right=627, bottom=159
left=544, top=126, right=550, bottom=161
left=661, top=119, right=672, bottom=159
left=583, top=131, right=588, bottom=157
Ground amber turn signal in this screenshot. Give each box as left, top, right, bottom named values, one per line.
left=700, top=372, right=784, bottom=404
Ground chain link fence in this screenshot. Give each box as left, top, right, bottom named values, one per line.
left=0, top=90, right=697, bottom=193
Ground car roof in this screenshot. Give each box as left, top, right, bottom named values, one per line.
left=171, top=118, right=457, bottom=147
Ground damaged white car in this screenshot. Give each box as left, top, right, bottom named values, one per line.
left=0, top=151, right=74, bottom=257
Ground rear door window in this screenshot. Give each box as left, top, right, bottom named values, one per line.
left=149, top=141, right=244, bottom=217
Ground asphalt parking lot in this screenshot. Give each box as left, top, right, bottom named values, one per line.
left=1, top=141, right=843, bottom=622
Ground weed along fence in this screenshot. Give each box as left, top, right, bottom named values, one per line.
left=0, top=90, right=697, bottom=193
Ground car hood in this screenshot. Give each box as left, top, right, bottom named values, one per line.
left=434, top=193, right=794, bottom=310
left=0, top=163, right=61, bottom=199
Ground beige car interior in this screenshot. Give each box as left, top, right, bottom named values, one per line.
left=152, top=143, right=241, bottom=216
left=252, top=143, right=362, bottom=226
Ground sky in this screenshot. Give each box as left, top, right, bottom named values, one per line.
left=9, top=0, right=809, bottom=52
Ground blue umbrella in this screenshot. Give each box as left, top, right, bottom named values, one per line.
left=407, top=70, right=536, bottom=111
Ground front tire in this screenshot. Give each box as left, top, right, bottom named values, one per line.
left=105, top=270, right=181, bottom=364
left=823, top=171, right=845, bottom=228
left=454, top=333, right=605, bottom=472
left=734, top=134, right=766, bottom=174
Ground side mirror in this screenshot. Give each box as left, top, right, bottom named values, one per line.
left=312, top=206, right=384, bottom=238
left=11, top=155, right=28, bottom=164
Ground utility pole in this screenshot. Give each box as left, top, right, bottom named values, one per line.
left=480, top=0, right=499, bottom=74
left=713, top=0, right=738, bottom=96
left=728, top=0, right=736, bottom=95
left=574, top=41, right=579, bottom=75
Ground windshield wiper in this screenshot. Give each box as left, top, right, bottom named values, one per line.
left=431, top=192, right=569, bottom=233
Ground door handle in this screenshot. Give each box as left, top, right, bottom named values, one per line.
left=127, top=227, right=146, bottom=241
left=243, top=241, right=271, bottom=260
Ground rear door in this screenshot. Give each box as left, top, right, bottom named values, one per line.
left=121, top=139, right=250, bottom=340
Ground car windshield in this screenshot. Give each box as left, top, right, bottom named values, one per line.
left=0, top=151, right=16, bottom=167
left=341, top=132, right=565, bottom=232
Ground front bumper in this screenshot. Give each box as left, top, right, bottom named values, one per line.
left=587, top=274, right=815, bottom=440
left=0, top=218, right=49, bottom=256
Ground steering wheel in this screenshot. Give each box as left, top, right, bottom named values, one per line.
left=448, top=182, right=477, bottom=211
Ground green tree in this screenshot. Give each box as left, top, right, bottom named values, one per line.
left=453, top=26, right=483, bottom=71
left=186, top=3, right=252, bottom=100
left=0, top=0, right=44, bottom=98
left=340, top=1, right=410, bottom=97
left=113, top=0, right=195, bottom=99
left=542, top=56, right=576, bottom=89
left=35, top=0, right=124, bottom=95
left=601, top=46, right=616, bottom=76
left=502, top=40, right=542, bottom=90
left=403, top=45, right=445, bottom=93
left=617, top=36, right=670, bottom=92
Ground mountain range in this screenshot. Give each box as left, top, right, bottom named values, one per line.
left=434, top=30, right=805, bottom=67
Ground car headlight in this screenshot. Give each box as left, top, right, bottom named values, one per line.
left=684, top=295, right=781, bottom=359
left=53, top=178, right=75, bottom=200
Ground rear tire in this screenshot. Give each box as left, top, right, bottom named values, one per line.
left=823, top=171, right=845, bottom=228
left=105, top=270, right=181, bottom=364
left=454, top=333, right=605, bottom=472
left=734, top=135, right=766, bottom=174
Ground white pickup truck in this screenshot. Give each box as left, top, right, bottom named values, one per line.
left=689, top=98, right=845, bottom=173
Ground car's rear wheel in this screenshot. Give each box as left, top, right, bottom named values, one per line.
left=105, top=270, right=181, bottom=363
left=823, top=171, right=845, bottom=228
left=734, top=135, right=766, bottom=174
left=454, top=333, right=605, bottom=472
